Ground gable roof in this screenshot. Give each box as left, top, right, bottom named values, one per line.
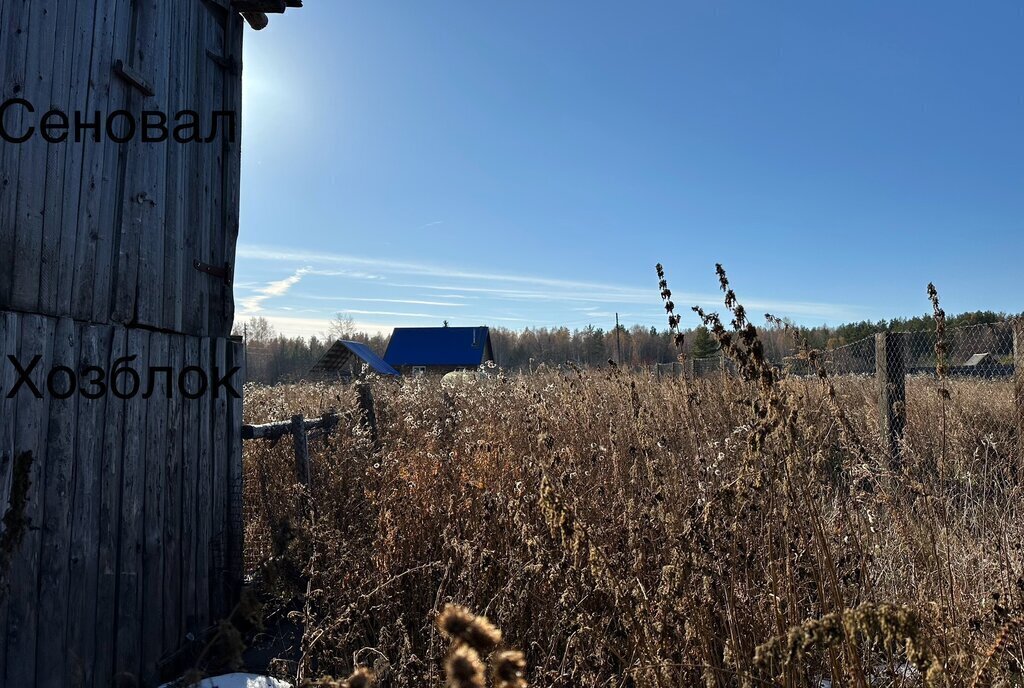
left=384, top=327, right=492, bottom=367
left=309, top=340, right=399, bottom=377
left=965, top=352, right=997, bottom=367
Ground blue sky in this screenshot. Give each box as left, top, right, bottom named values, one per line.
left=236, top=1, right=1023, bottom=338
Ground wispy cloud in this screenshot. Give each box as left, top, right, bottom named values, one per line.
left=235, top=243, right=867, bottom=325
left=416, top=220, right=444, bottom=231
left=238, top=266, right=312, bottom=315
left=293, top=294, right=467, bottom=307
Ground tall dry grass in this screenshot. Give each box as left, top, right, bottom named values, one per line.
left=241, top=283, right=1022, bottom=687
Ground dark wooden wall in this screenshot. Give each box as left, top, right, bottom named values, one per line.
left=0, top=0, right=243, bottom=338
left=0, top=312, right=246, bottom=687
left=1, top=0, right=250, bottom=686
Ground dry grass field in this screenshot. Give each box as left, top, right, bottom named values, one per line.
left=239, top=284, right=1022, bottom=687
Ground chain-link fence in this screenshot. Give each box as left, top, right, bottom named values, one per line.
left=652, top=320, right=1022, bottom=461
left=821, top=321, right=1015, bottom=379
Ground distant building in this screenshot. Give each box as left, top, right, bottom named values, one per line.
left=964, top=352, right=998, bottom=367
left=309, top=340, right=400, bottom=380
left=384, top=326, right=494, bottom=375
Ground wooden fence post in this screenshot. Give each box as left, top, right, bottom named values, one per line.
left=291, top=414, right=310, bottom=487
left=876, top=332, right=907, bottom=465
left=356, top=382, right=380, bottom=449
left=1014, top=320, right=1023, bottom=464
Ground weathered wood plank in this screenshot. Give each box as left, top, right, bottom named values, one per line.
left=228, top=339, right=245, bottom=590
left=162, top=0, right=191, bottom=333
left=92, top=325, right=127, bottom=688
left=203, top=8, right=226, bottom=338
left=195, top=337, right=213, bottom=627
left=141, top=333, right=168, bottom=684
left=4, top=314, right=56, bottom=688
left=37, top=0, right=78, bottom=315
left=162, top=334, right=185, bottom=657
left=35, top=317, right=80, bottom=687
left=210, top=337, right=229, bottom=618
left=876, top=332, right=907, bottom=467
left=9, top=0, right=59, bottom=312
left=0, top=0, right=28, bottom=306
left=65, top=324, right=108, bottom=688
left=82, top=0, right=134, bottom=324
left=114, top=327, right=150, bottom=683
left=113, top=0, right=172, bottom=328
left=181, top=336, right=201, bottom=636
left=55, top=0, right=100, bottom=317
left=0, top=311, right=20, bottom=681
left=220, top=12, right=244, bottom=336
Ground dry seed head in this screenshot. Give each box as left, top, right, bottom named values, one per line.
left=445, top=645, right=486, bottom=688
left=437, top=604, right=503, bottom=652
left=346, top=667, right=376, bottom=688
left=491, top=649, right=527, bottom=688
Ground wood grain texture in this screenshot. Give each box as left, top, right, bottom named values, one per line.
left=92, top=326, right=127, bottom=688
left=65, top=324, right=108, bottom=688
left=113, top=327, right=149, bottom=682
left=10, top=0, right=58, bottom=312
left=140, top=333, right=168, bottom=684
left=4, top=314, right=55, bottom=688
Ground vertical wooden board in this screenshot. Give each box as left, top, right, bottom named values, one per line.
left=210, top=338, right=229, bottom=618
left=0, top=0, right=15, bottom=306
left=161, top=0, right=189, bottom=333
left=195, top=338, right=213, bottom=627
left=219, top=13, right=244, bottom=336
left=227, top=339, right=245, bottom=590
left=180, top=337, right=200, bottom=636
left=80, top=0, right=133, bottom=324
left=113, top=327, right=149, bottom=683
left=65, top=324, right=109, bottom=688
left=114, top=0, right=173, bottom=328
left=0, top=0, right=33, bottom=306
left=140, top=333, right=168, bottom=684
left=162, top=334, right=185, bottom=655
left=0, top=311, right=21, bottom=682
left=92, top=326, right=126, bottom=688
left=0, top=312, right=20, bottom=547
left=4, top=314, right=56, bottom=688
left=55, top=0, right=102, bottom=315
left=205, top=15, right=227, bottom=338
left=37, top=0, right=79, bottom=315
left=9, top=0, right=60, bottom=312
left=181, top=0, right=206, bottom=336
left=35, top=317, right=79, bottom=687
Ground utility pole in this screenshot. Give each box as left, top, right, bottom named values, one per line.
left=615, top=312, right=622, bottom=365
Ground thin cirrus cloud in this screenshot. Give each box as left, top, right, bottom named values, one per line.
left=234, top=243, right=865, bottom=330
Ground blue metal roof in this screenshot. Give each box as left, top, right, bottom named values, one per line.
left=384, top=327, right=492, bottom=367
left=344, top=340, right=400, bottom=375
left=309, top=339, right=399, bottom=377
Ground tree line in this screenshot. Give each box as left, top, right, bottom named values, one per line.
left=236, top=310, right=1015, bottom=385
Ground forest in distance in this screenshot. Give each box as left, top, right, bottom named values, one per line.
left=237, top=308, right=1016, bottom=385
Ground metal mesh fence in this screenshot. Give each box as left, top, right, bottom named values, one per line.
left=803, top=321, right=1016, bottom=380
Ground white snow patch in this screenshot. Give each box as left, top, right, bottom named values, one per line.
left=160, top=674, right=292, bottom=688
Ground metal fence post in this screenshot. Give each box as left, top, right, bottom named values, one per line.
left=876, top=332, right=907, bottom=466
left=1014, top=320, right=1023, bottom=463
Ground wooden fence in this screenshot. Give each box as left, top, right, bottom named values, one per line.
left=241, top=382, right=379, bottom=492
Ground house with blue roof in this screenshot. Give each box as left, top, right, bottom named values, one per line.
left=384, top=326, right=494, bottom=375
left=309, top=339, right=400, bottom=380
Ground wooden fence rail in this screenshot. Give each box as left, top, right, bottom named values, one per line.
left=241, top=383, right=378, bottom=488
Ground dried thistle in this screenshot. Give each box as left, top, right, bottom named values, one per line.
left=445, top=645, right=486, bottom=688
left=491, top=649, right=527, bottom=688
left=437, top=605, right=503, bottom=653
